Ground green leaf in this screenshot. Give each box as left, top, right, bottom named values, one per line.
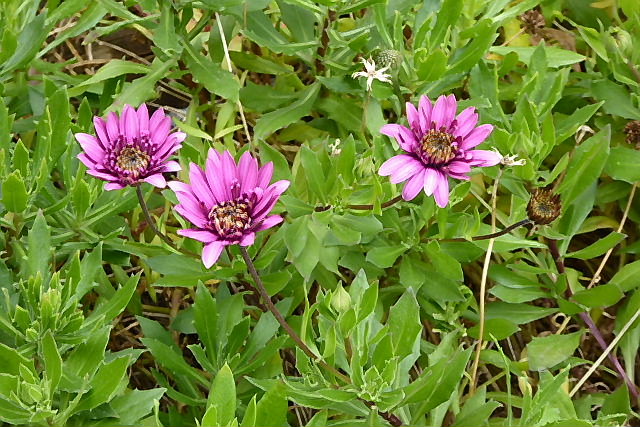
left=429, top=0, right=463, bottom=48
left=254, top=382, right=288, bottom=427
left=68, top=59, right=150, bottom=96
left=75, top=356, right=132, bottom=412
left=85, top=273, right=139, bottom=326
left=194, top=283, right=218, bottom=363
left=2, top=171, right=28, bottom=212
left=1, top=13, right=48, bottom=75
left=110, top=388, right=167, bottom=425
left=207, top=363, right=236, bottom=426
left=253, top=83, right=320, bottom=140
left=572, top=283, right=624, bottom=308
left=468, top=318, right=520, bottom=340
left=387, top=289, right=421, bottom=360
left=403, top=348, right=472, bottom=419
left=28, top=211, right=51, bottom=279
left=61, top=326, right=109, bottom=387
left=555, top=102, right=603, bottom=144
left=113, top=57, right=177, bottom=108
left=558, top=127, right=610, bottom=206
left=527, top=331, right=582, bottom=370
left=183, top=44, right=240, bottom=102
left=366, top=245, right=406, bottom=268
left=610, top=260, right=640, bottom=292
left=591, top=80, right=640, bottom=120
left=490, top=46, right=586, bottom=68
left=41, top=331, right=62, bottom=392
left=604, top=146, right=640, bottom=183
left=566, top=232, right=626, bottom=259
left=486, top=302, right=557, bottom=324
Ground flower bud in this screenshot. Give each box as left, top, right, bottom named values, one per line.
left=527, top=187, right=561, bottom=225
left=609, top=28, right=633, bottom=59
left=331, top=284, right=351, bottom=313
left=373, top=49, right=402, bottom=69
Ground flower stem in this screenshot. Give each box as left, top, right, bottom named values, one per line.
left=547, top=238, right=639, bottom=399
left=215, top=12, right=254, bottom=153
left=470, top=169, right=502, bottom=394
left=135, top=185, right=198, bottom=258
left=239, top=247, right=404, bottom=426
left=315, top=195, right=403, bottom=212
left=587, top=182, right=637, bottom=289
left=438, top=219, right=532, bottom=243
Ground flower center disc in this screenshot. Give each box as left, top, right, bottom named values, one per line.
left=117, top=147, right=150, bottom=174
left=421, top=130, right=457, bottom=164
left=210, top=200, right=252, bottom=238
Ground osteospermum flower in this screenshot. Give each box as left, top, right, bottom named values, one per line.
left=169, top=149, right=289, bottom=268
left=379, top=94, right=501, bottom=207
left=74, top=104, right=185, bottom=190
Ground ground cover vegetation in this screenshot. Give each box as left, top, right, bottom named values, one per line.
left=1, top=0, right=640, bottom=425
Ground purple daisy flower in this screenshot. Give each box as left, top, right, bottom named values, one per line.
left=379, top=94, right=501, bottom=208
left=168, top=149, right=290, bottom=268
left=74, top=104, right=185, bottom=190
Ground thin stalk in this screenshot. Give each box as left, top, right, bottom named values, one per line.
left=547, top=238, right=639, bottom=399
left=587, top=182, right=637, bottom=289
left=240, top=247, right=350, bottom=382
left=215, top=12, right=254, bottom=153
left=135, top=186, right=198, bottom=258
left=239, top=247, right=404, bottom=427
left=314, top=195, right=403, bottom=212
left=439, top=219, right=532, bottom=243
left=470, top=169, right=503, bottom=394
left=570, top=305, right=640, bottom=398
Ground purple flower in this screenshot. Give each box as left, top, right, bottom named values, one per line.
left=379, top=95, right=501, bottom=208
left=74, top=104, right=185, bottom=190
left=169, top=149, right=290, bottom=268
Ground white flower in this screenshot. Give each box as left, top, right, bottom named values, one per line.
left=329, top=139, right=342, bottom=156
left=351, top=57, right=391, bottom=91
left=493, top=148, right=526, bottom=167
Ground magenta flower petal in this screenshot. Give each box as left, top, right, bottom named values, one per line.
left=255, top=215, right=283, bottom=232
left=178, top=229, right=219, bottom=243
left=418, top=95, right=433, bottom=133
left=434, top=174, right=450, bottom=208
left=143, top=174, right=167, bottom=188
left=402, top=169, right=426, bottom=200
left=460, top=124, right=493, bottom=150
left=105, top=182, right=125, bottom=191
left=430, top=95, right=448, bottom=129
left=454, top=107, right=478, bottom=138
left=240, top=232, right=255, bottom=247
left=467, top=149, right=501, bottom=166
left=380, top=124, right=417, bottom=152
left=74, top=103, right=184, bottom=189
left=170, top=150, right=289, bottom=268
left=423, top=168, right=439, bottom=196
left=379, top=94, right=497, bottom=207
left=202, top=241, right=225, bottom=268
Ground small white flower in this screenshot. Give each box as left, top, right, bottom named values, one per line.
left=493, top=148, right=526, bottom=167
left=575, top=125, right=595, bottom=144
left=329, top=138, right=342, bottom=156
left=351, top=57, right=391, bottom=91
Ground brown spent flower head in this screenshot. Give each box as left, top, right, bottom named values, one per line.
left=520, top=10, right=545, bottom=35
left=624, top=120, right=640, bottom=148
left=527, top=187, right=561, bottom=225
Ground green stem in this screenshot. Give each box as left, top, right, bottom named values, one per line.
left=135, top=185, right=198, bottom=258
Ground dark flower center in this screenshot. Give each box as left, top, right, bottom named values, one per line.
left=116, top=147, right=150, bottom=174
left=527, top=188, right=561, bottom=225
left=209, top=200, right=252, bottom=238
left=421, top=130, right=457, bottom=164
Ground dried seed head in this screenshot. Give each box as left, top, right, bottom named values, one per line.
left=624, top=120, right=640, bottom=148
left=519, top=10, right=545, bottom=35
left=373, top=49, right=402, bottom=69
left=527, top=187, right=561, bottom=225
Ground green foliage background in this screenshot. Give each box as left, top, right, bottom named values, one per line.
left=1, top=0, right=640, bottom=425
